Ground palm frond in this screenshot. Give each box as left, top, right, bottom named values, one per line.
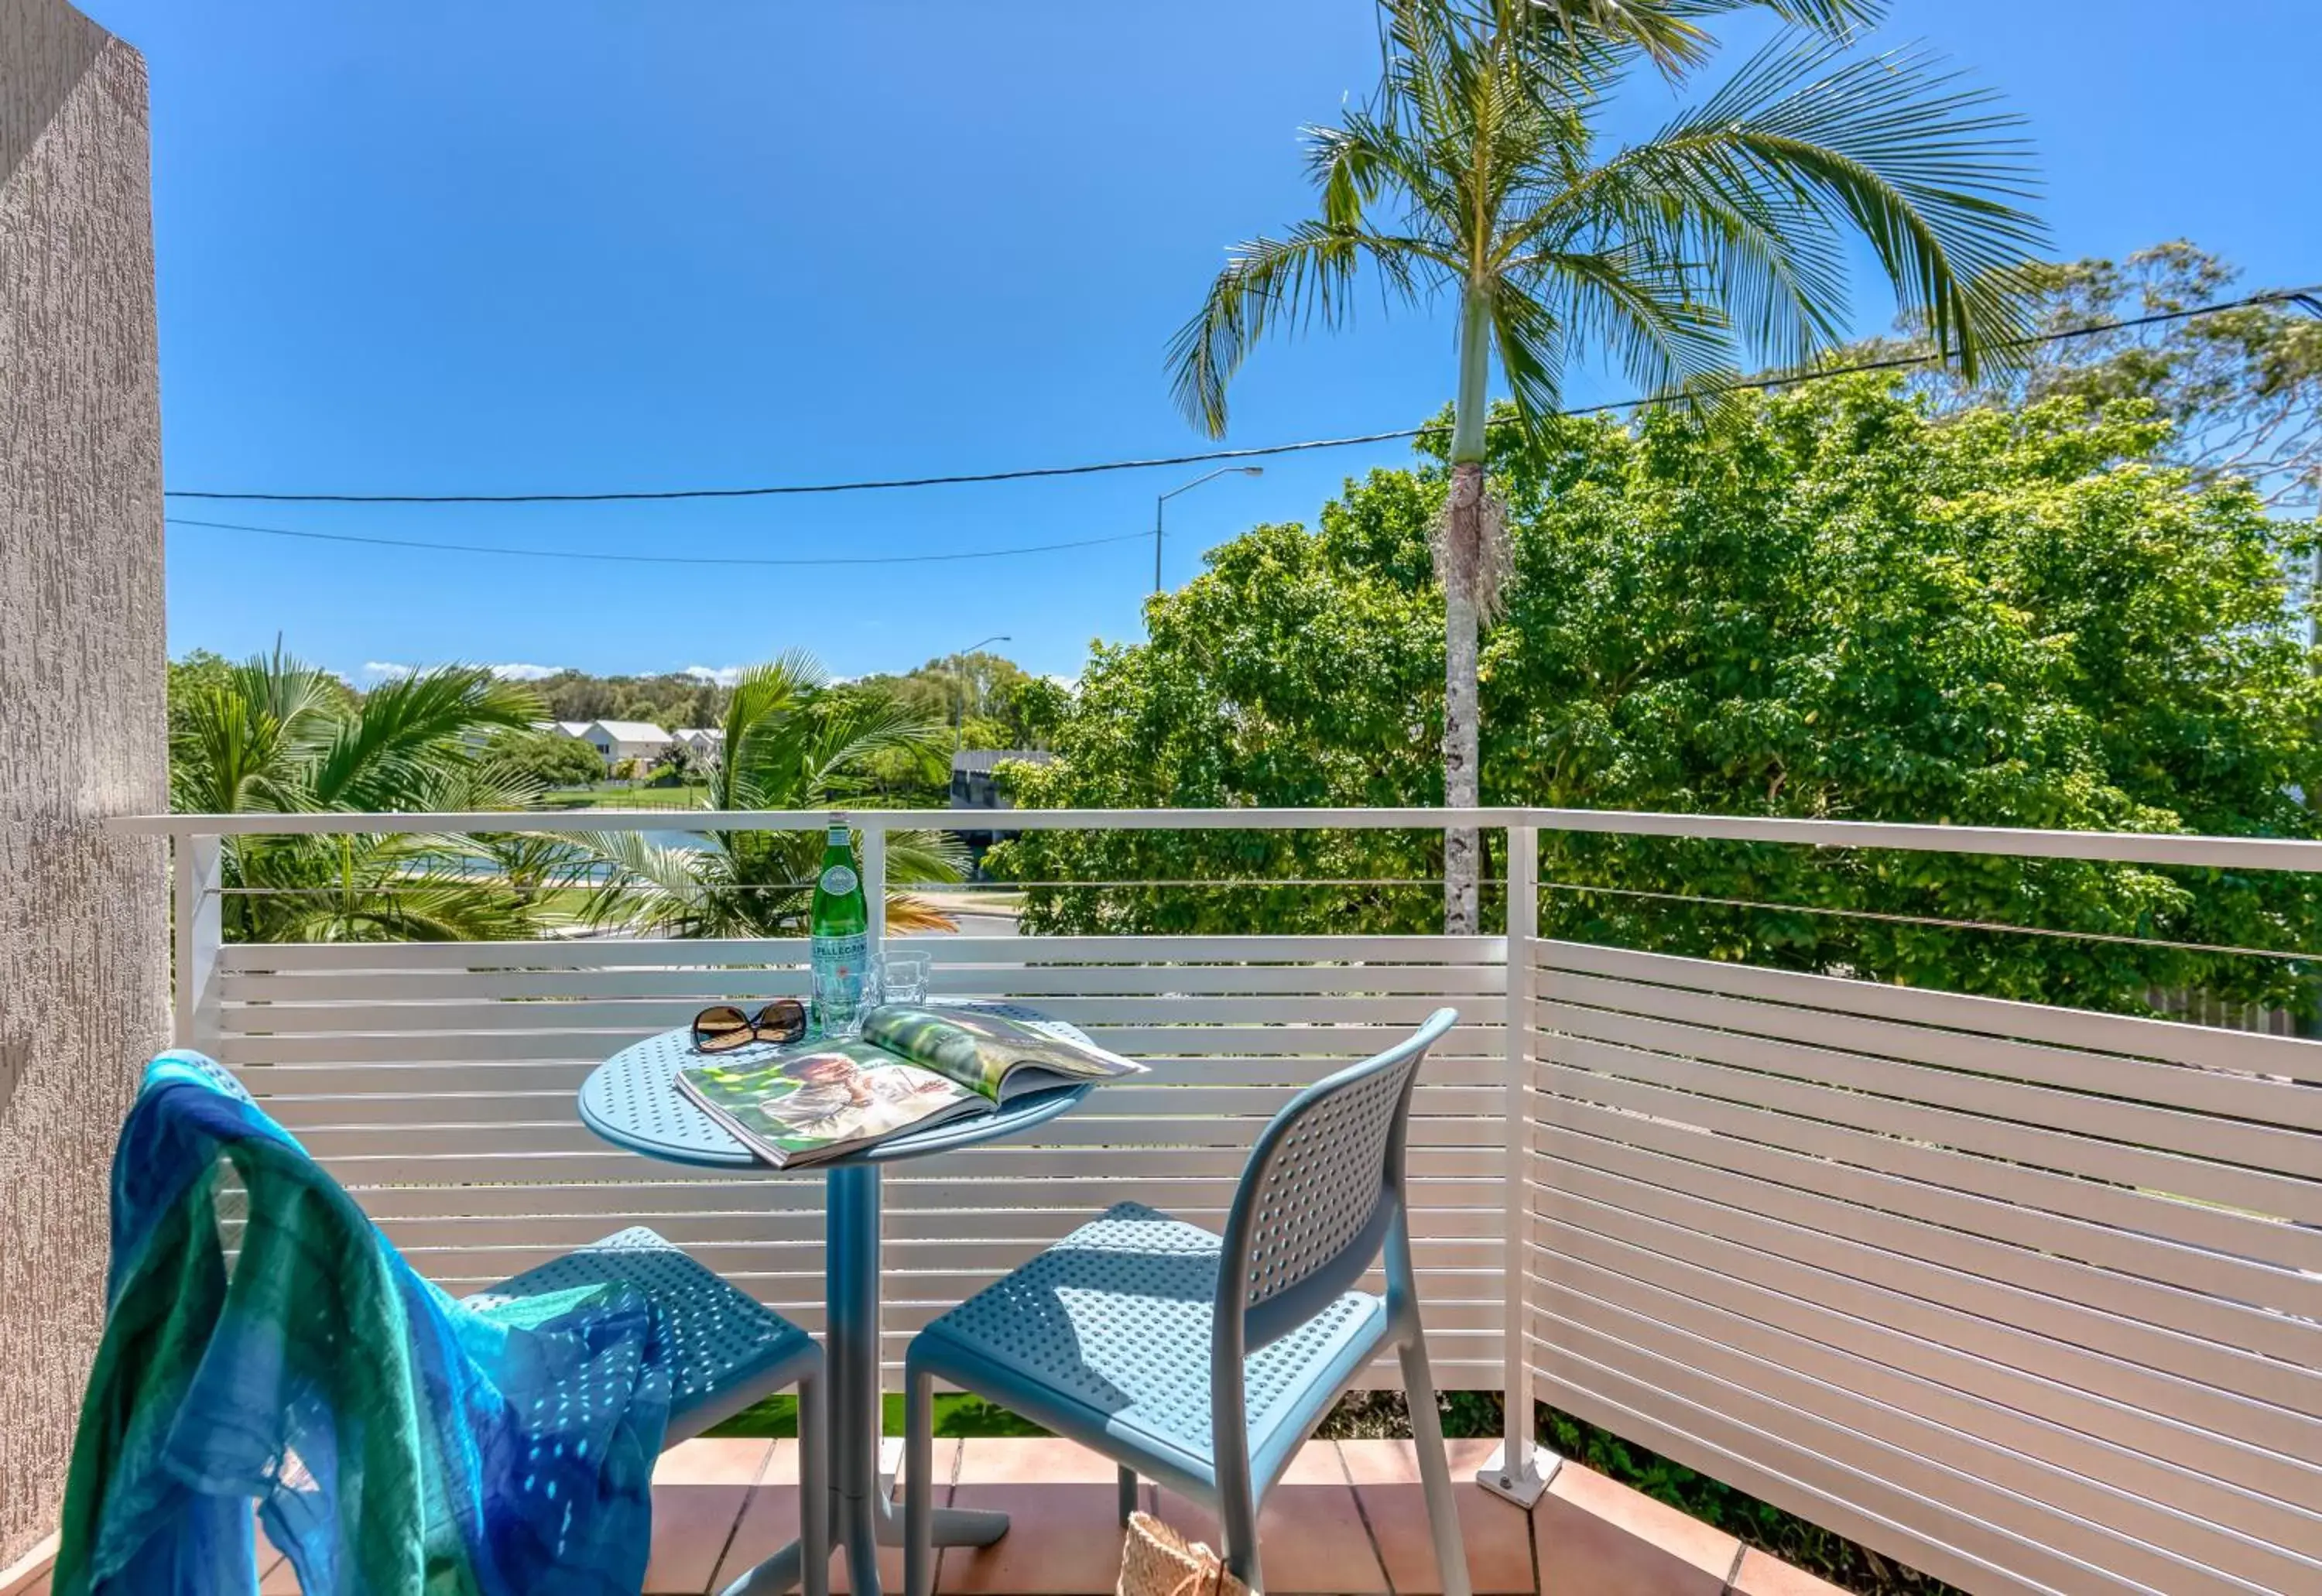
left=883, top=894, right=961, bottom=934
left=1491, top=259, right=1739, bottom=433
left=568, top=830, right=718, bottom=937
left=718, top=651, right=827, bottom=810
left=1644, top=31, right=2046, bottom=377
left=309, top=665, right=539, bottom=811
left=803, top=698, right=954, bottom=802
left=879, top=827, right=971, bottom=888
left=1169, top=222, right=1440, bottom=437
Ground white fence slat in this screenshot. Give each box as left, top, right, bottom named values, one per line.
left=1537, top=1032, right=2322, bottom=1225
left=1531, top=1359, right=2055, bottom=1596
left=1536, top=936, right=2322, bottom=1086
left=1539, top=972, right=2322, bottom=1163
left=1530, top=1195, right=2322, bottom=1505
left=1533, top=1309, right=2262, bottom=1596
left=1536, top=1099, right=2322, bottom=1331
left=1533, top=1252, right=2321, bottom=1562
left=1536, top=1125, right=2322, bottom=1397
left=1532, top=1050, right=2322, bottom=1276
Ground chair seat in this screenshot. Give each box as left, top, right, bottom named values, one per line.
left=462, top=1226, right=814, bottom=1435
left=912, top=1202, right=1388, bottom=1492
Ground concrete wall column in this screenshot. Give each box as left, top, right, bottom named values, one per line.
left=0, top=0, right=168, bottom=1564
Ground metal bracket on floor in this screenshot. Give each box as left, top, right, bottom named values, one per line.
left=1475, top=1440, right=1559, bottom=1509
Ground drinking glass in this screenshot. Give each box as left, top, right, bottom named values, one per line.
left=813, top=964, right=867, bottom=1039
left=879, top=950, right=931, bottom=1006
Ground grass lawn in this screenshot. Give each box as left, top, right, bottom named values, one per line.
left=533, top=784, right=709, bottom=810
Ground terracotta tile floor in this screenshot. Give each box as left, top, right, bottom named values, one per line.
left=114, top=1438, right=1845, bottom=1596
left=632, top=1437, right=1807, bottom=1596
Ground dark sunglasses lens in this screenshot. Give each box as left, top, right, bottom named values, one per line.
left=692, top=1005, right=752, bottom=1050
left=755, top=999, right=807, bottom=1040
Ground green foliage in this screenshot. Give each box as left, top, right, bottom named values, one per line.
left=484, top=728, right=610, bottom=791
left=166, top=649, right=238, bottom=741
left=169, top=647, right=561, bottom=942
left=1896, top=241, right=2322, bottom=515
left=575, top=651, right=968, bottom=936
left=1173, top=0, right=2045, bottom=925
left=529, top=669, right=728, bottom=729
left=995, top=378, right=2322, bottom=1013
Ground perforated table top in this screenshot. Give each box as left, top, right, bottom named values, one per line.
left=578, top=1001, right=1094, bottom=1170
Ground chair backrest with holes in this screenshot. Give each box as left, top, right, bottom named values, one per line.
left=1216, top=1007, right=1457, bottom=1352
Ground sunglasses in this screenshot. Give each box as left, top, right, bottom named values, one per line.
left=691, top=1000, right=808, bottom=1053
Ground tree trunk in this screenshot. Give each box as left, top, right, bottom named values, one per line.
left=1440, top=289, right=1493, bottom=936
left=1442, top=522, right=1481, bottom=933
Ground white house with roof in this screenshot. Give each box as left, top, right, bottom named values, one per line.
left=673, top=727, right=724, bottom=765
left=581, top=720, right=675, bottom=772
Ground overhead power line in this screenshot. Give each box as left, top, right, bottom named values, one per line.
left=162, top=286, right=2322, bottom=508
left=166, top=516, right=1152, bottom=568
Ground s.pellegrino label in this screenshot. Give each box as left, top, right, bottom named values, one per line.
left=810, top=821, right=870, bottom=1030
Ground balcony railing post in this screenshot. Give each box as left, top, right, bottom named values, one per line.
left=172, top=831, right=221, bottom=1052
left=1479, top=821, right=1557, bottom=1506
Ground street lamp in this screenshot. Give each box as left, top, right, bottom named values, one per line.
left=953, top=633, right=1011, bottom=753
left=1155, top=465, right=1264, bottom=595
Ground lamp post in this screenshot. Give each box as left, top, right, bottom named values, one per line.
left=1154, top=465, right=1265, bottom=595
left=953, top=634, right=1011, bottom=754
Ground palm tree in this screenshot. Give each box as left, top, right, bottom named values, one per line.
left=1170, top=0, right=2045, bottom=931
left=170, top=647, right=555, bottom=940
left=580, top=652, right=966, bottom=936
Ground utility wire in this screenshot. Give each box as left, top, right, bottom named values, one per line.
left=163, top=286, right=2322, bottom=507
left=165, top=516, right=1152, bottom=569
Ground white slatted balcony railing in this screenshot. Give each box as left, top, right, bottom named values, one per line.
left=117, top=806, right=2322, bottom=1596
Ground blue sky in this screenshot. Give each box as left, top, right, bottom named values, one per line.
left=86, top=0, right=2322, bottom=686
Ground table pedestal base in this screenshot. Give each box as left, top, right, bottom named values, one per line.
left=718, top=1164, right=1009, bottom=1596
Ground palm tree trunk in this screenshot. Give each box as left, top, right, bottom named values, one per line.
left=1440, top=288, right=1494, bottom=936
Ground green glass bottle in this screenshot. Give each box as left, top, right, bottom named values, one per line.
left=809, top=821, right=870, bottom=1035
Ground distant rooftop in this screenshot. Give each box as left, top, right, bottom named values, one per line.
left=950, top=748, right=1054, bottom=776
left=587, top=720, right=674, bottom=741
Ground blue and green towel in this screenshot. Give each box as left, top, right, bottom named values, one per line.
left=54, top=1053, right=675, bottom=1595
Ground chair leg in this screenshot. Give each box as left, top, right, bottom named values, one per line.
left=1219, top=1480, right=1264, bottom=1594
left=1399, top=1334, right=1473, bottom=1596
left=1118, top=1465, right=1138, bottom=1526
left=797, top=1367, right=832, bottom=1596
left=903, top=1363, right=937, bottom=1596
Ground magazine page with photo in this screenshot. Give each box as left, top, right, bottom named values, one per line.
left=673, top=1003, right=1143, bottom=1168
left=858, top=1004, right=1146, bottom=1099
left=677, top=1043, right=986, bottom=1167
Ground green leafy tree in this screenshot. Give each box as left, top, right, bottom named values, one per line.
left=169, top=648, right=553, bottom=941
left=532, top=670, right=729, bottom=728
left=484, top=728, right=612, bottom=792
left=995, top=376, right=2322, bottom=1015
left=166, top=649, right=237, bottom=742
left=1170, top=0, right=2044, bottom=932
left=851, top=651, right=1047, bottom=748
left=580, top=652, right=966, bottom=936
left=1890, top=241, right=2322, bottom=513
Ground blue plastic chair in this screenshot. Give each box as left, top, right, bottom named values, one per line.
left=902, top=1009, right=1471, bottom=1595
left=169, top=1053, right=832, bottom=1596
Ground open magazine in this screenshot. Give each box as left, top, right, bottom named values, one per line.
left=675, top=1003, right=1145, bottom=1168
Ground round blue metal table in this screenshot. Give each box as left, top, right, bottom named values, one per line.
left=580, top=1005, right=1091, bottom=1596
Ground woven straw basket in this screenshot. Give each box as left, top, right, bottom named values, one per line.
left=1117, top=1511, right=1252, bottom=1596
